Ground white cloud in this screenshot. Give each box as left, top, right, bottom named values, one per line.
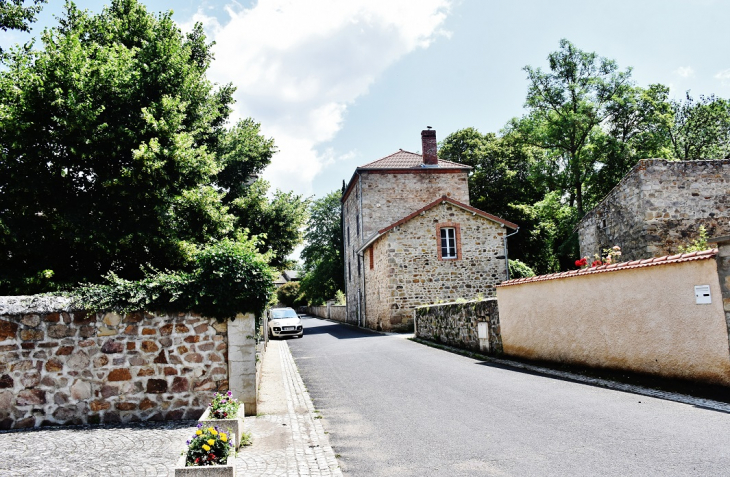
left=674, top=66, right=694, bottom=78
left=715, top=68, right=730, bottom=86
left=185, top=0, right=451, bottom=196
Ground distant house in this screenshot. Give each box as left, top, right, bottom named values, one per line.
left=342, top=129, right=517, bottom=331
left=274, top=270, right=300, bottom=288
left=577, top=159, right=730, bottom=261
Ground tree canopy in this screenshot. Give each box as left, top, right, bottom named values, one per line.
left=0, top=0, right=305, bottom=295
left=443, top=39, right=730, bottom=274
left=299, top=190, right=344, bottom=305
left=0, top=0, right=47, bottom=55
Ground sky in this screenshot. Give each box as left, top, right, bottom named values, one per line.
left=3, top=0, right=730, bottom=201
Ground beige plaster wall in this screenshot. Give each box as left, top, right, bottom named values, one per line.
left=497, top=259, right=730, bottom=385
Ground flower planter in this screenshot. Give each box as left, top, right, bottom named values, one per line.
left=198, top=407, right=245, bottom=449
left=174, top=452, right=235, bottom=476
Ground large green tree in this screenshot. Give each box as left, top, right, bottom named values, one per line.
left=0, top=0, right=47, bottom=55
left=520, top=38, right=633, bottom=216
left=0, top=0, right=302, bottom=293
left=667, top=93, right=730, bottom=160
left=299, top=190, right=344, bottom=305
left=230, top=179, right=309, bottom=269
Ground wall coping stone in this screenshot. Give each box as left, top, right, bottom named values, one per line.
left=0, top=295, right=75, bottom=315
left=416, top=298, right=497, bottom=309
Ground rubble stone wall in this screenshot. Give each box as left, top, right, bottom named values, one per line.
left=0, top=296, right=228, bottom=429
left=579, top=159, right=730, bottom=261
left=415, top=299, right=502, bottom=355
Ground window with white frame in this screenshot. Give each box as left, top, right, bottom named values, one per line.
left=440, top=227, right=457, bottom=259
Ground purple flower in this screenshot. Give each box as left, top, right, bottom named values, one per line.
left=186, top=440, right=191, bottom=445
left=197, top=423, right=203, bottom=428
left=227, top=391, right=232, bottom=396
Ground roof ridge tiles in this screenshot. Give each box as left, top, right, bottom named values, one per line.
left=498, top=248, right=719, bottom=287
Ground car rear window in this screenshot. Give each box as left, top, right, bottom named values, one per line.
left=271, top=309, right=297, bottom=318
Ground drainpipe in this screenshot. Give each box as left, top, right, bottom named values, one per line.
left=503, top=227, right=520, bottom=281
left=357, top=173, right=364, bottom=327
left=341, top=189, right=348, bottom=323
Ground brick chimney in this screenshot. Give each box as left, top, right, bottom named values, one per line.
left=421, top=128, right=438, bottom=166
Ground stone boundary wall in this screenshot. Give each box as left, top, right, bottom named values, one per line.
left=307, top=305, right=346, bottom=322
left=415, top=299, right=502, bottom=355
left=309, top=306, right=327, bottom=319
left=0, top=296, right=228, bottom=429
left=578, top=159, right=730, bottom=261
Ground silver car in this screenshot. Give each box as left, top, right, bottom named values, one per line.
left=268, top=307, right=303, bottom=339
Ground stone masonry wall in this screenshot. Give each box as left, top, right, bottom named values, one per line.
left=579, top=159, right=730, bottom=261
left=365, top=201, right=507, bottom=331
left=359, top=172, right=470, bottom=239
left=712, top=238, right=730, bottom=358
left=415, top=299, right=502, bottom=355
left=343, top=170, right=470, bottom=326
left=0, top=296, right=227, bottom=429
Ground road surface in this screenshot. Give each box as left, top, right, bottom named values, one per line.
left=287, top=315, right=730, bottom=477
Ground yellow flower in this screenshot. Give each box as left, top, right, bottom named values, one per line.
left=210, top=429, right=218, bottom=436
left=220, top=433, right=228, bottom=443
left=195, top=430, right=202, bottom=435
left=202, top=444, right=211, bottom=452
left=207, top=439, right=215, bottom=446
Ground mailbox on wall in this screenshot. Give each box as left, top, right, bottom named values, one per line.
left=695, top=285, right=712, bottom=304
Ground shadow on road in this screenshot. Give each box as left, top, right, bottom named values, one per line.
left=292, top=315, right=382, bottom=340
left=472, top=359, right=730, bottom=413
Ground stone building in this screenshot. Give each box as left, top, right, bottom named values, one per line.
left=577, top=159, right=730, bottom=261
left=342, top=129, right=517, bottom=331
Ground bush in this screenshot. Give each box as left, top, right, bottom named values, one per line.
left=276, top=281, right=302, bottom=307
left=73, top=238, right=275, bottom=321
left=508, top=259, right=536, bottom=279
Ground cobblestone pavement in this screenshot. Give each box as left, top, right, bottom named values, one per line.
left=0, top=339, right=342, bottom=477
left=0, top=420, right=194, bottom=476
left=235, top=339, right=343, bottom=476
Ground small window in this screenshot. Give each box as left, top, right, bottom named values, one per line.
left=441, top=227, right=457, bottom=259
left=347, top=225, right=350, bottom=246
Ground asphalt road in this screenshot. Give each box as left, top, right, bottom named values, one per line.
left=286, top=316, right=730, bottom=477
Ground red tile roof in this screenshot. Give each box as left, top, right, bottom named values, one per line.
left=358, top=150, right=471, bottom=170
left=497, top=249, right=718, bottom=287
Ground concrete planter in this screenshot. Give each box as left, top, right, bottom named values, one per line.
left=174, top=453, right=235, bottom=476
left=198, top=407, right=245, bottom=449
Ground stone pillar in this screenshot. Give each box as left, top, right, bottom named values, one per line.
left=227, top=313, right=257, bottom=416
left=711, top=237, right=730, bottom=356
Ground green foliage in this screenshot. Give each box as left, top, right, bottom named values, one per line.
left=520, top=38, right=633, bottom=216
left=668, top=93, right=730, bottom=160
left=334, top=290, right=346, bottom=305
left=230, top=179, right=309, bottom=269
left=510, top=191, right=579, bottom=274
left=0, top=0, right=292, bottom=295
left=276, top=281, right=303, bottom=308
left=508, top=259, right=536, bottom=280
left=678, top=225, right=711, bottom=254
left=0, top=0, right=47, bottom=55
left=73, top=238, right=275, bottom=321
left=300, top=190, right=344, bottom=305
